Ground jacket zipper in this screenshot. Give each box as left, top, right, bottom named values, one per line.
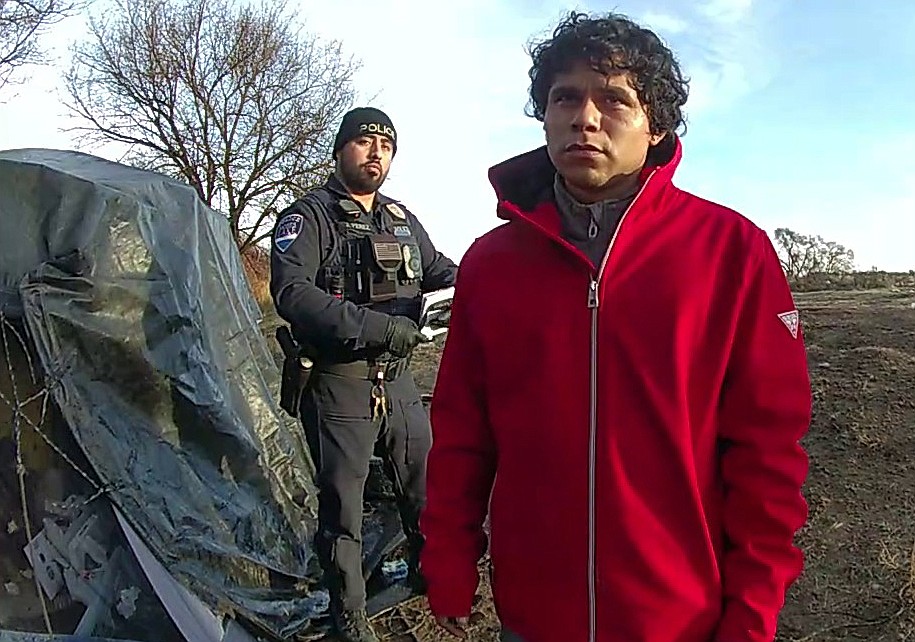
left=585, top=170, right=656, bottom=642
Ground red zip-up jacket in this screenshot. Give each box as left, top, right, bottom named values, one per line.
left=419, top=138, right=811, bottom=642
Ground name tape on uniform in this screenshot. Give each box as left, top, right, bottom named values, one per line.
left=274, top=213, right=304, bottom=253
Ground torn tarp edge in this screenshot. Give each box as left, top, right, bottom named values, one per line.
left=113, top=506, right=259, bottom=642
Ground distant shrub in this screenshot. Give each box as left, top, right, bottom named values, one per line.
left=791, top=271, right=915, bottom=292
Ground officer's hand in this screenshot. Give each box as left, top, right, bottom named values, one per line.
left=384, top=316, right=430, bottom=357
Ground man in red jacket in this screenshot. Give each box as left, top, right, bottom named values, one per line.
left=419, top=10, right=812, bottom=642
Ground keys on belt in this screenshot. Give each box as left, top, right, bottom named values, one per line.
left=312, top=359, right=403, bottom=420
left=371, top=370, right=388, bottom=420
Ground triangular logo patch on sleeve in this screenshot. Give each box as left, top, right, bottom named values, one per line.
left=777, top=310, right=800, bottom=339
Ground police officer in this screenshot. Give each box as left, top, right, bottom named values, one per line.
left=269, top=107, right=458, bottom=642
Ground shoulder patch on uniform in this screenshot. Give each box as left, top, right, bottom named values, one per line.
left=274, top=213, right=304, bottom=253
left=386, top=203, right=406, bottom=220
left=392, top=224, right=411, bottom=237
left=777, top=309, right=799, bottom=339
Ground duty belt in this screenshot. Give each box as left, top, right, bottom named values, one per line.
left=315, top=358, right=408, bottom=382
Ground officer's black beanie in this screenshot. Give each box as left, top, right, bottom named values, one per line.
left=333, top=107, right=397, bottom=158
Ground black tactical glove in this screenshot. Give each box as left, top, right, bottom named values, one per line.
left=383, top=316, right=430, bottom=358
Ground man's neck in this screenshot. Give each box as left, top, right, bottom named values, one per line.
left=553, top=172, right=636, bottom=225
left=562, top=170, right=641, bottom=205
left=350, top=192, right=375, bottom=212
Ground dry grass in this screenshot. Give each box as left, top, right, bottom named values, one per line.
left=241, top=245, right=272, bottom=312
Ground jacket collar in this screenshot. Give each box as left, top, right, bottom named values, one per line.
left=488, top=135, right=683, bottom=229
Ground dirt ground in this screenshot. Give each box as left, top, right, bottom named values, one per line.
left=776, top=289, right=915, bottom=641
left=365, top=287, right=915, bottom=642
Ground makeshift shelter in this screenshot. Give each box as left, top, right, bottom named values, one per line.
left=0, top=149, right=414, bottom=641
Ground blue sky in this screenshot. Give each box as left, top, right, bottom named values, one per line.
left=1, top=0, right=912, bottom=270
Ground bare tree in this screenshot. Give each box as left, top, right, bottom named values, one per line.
left=774, top=227, right=855, bottom=281
left=0, top=0, right=80, bottom=91
left=63, top=0, right=358, bottom=250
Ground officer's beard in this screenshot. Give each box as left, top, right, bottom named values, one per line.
left=338, top=159, right=388, bottom=195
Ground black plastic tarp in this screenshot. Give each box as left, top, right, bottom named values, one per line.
left=0, top=149, right=329, bottom=639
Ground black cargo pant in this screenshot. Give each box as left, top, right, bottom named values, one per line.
left=299, top=366, right=430, bottom=611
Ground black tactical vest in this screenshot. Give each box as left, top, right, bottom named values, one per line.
left=310, top=190, right=424, bottom=322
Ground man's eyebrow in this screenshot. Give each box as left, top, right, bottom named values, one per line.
left=600, top=85, right=636, bottom=100
left=548, top=82, right=634, bottom=98
left=548, top=83, right=581, bottom=96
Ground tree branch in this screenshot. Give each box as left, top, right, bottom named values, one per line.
left=62, top=0, right=357, bottom=247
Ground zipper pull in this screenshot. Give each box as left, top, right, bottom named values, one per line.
left=587, top=279, right=598, bottom=308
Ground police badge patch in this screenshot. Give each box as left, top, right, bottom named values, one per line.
left=274, top=213, right=303, bottom=253
left=386, top=203, right=406, bottom=220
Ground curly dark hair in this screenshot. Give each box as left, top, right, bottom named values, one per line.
left=526, top=11, right=690, bottom=137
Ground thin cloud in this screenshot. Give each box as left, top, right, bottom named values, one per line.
left=698, top=0, right=754, bottom=24
left=675, top=0, right=776, bottom=120
left=640, top=11, right=689, bottom=35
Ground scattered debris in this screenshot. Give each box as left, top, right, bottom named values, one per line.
left=116, top=586, right=141, bottom=619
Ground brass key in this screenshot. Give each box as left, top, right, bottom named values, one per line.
left=371, top=371, right=387, bottom=420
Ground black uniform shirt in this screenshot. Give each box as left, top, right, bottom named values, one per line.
left=270, top=175, right=458, bottom=358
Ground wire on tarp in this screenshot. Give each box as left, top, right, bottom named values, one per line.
left=0, top=311, right=54, bottom=634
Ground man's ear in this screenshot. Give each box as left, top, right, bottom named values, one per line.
left=650, top=131, right=667, bottom=147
